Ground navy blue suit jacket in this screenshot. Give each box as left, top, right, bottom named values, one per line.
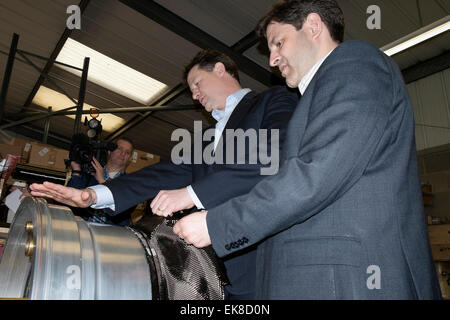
left=104, top=86, right=297, bottom=297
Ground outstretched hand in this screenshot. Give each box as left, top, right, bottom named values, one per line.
left=29, top=181, right=97, bottom=208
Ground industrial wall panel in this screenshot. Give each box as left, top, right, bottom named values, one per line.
left=408, top=68, right=450, bottom=151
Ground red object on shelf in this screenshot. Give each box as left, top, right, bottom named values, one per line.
left=1, top=154, right=20, bottom=181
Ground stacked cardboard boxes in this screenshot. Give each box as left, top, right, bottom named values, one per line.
left=7, top=138, right=68, bottom=172
left=3, top=137, right=162, bottom=174
left=428, top=224, right=450, bottom=299
left=8, top=137, right=32, bottom=163
left=127, top=149, right=160, bottom=173
left=27, top=142, right=68, bottom=171
left=0, top=144, right=22, bottom=160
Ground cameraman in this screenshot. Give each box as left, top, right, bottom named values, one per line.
left=68, top=137, right=134, bottom=226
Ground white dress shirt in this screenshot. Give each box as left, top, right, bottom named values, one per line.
left=298, top=49, right=334, bottom=95
left=90, top=88, right=251, bottom=211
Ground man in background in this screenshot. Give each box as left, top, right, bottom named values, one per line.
left=67, top=137, right=134, bottom=225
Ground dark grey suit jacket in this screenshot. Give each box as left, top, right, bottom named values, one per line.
left=104, top=86, right=297, bottom=297
left=206, top=40, right=442, bottom=299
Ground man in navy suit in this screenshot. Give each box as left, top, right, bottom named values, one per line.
left=172, top=0, right=442, bottom=299
left=30, top=49, right=298, bottom=299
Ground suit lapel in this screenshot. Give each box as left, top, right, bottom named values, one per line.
left=283, top=79, right=316, bottom=159
left=283, top=46, right=340, bottom=159
left=216, top=91, right=258, bottom=147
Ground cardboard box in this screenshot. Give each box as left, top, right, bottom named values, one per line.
left=28, top=142, right=69, bottom=171
left=126, top=149, right=160, bottom=173
left=431, top=244, right=450, bottom=261
left=9, top=137, right=32, bottom=164
left=428, top=224, right=450, bottom=245
left=0, top=144, right=22, bottom=159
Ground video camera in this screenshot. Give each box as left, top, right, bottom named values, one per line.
left=67, top=133, right=117, bottom=174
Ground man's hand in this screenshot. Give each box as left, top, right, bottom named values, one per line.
left=29, top=181, right=97, bottom=208
left=91, top=157, right=106, bottom=184
left=151, top=187, right=194, bottom=217
left=173, top=211, right=211, bottom=248
left=70, top=161, right=81, bottom=171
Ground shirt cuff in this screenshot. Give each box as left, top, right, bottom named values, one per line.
left=186, top=185, right=205, bottom=209
left=88, top=184, right=115, bottom=211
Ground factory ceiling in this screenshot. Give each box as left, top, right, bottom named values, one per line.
left=0, top=0, right=449, bottom=159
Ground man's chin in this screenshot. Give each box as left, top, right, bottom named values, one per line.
left=286, top=82, right=298, bottom=89
left=285, top=77, right=300, bottom=89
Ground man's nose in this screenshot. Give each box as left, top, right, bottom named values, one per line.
left=192, top=88, right=200, bottom=100
left=269, top=51, right=280, bottom=67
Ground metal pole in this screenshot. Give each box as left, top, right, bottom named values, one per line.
left=38, top=104, right=200, bottom=115
left=0, top=104, right=199, bottom=130
left=106, top=84, right=189, bottom=141
left=21, top=0, right=91, bottom=112
left=0, top=33, right=19, bottom=123
left=17, top=50, right=78, bottom=106
left=73, top=57, right=90, bottom=134
left=43, top=106, right=52, bottom=144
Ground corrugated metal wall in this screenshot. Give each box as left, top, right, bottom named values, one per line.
left=408, top=68, right=450, bottom=151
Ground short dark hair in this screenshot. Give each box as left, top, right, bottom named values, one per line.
left=116, top=137, right=134, bottom=151
left=182, top=49, right=240, bottom=83
left=256, top=0, right=345, bottom=44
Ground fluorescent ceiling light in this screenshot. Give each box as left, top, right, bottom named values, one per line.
left=382, top=15, right=450, bottom=56
left=32, top=86, right=126, bottom=133
left=55, top=38, right=168, bottom=104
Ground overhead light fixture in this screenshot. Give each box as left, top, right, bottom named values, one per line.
left=32, top=86, right=126, bottom=133
left=55, top=38, right=169, bottom=104
left=86, top=108, right=102, bottom=139
left=382, top=15, right=450, bottom=57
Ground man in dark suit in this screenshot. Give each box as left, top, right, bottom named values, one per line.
left=30, top=49, right=298, bottom=299
left=172, top=0, right=442, bottom=299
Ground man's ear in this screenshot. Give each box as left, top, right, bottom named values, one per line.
left=305, top=13, right=323, bottom=39
left=213, top=62, right=226, bottom=77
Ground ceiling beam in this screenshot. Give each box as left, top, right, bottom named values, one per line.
left=112, top=0, right=282, bottom=140
left=119, top=0, right=282, bottom=87
left=2, top=120, right=72, bottom=150
left=0, top=33, right=19, bottom=124
left=20, top=0, right=91, bottom=113
left=231, top=31, right=261, bottom=53
left=403, top=50, right=450, bottom=84
left=105, top=84, right=189, bottom=141
left=0, top=102, right=199, bottom=130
